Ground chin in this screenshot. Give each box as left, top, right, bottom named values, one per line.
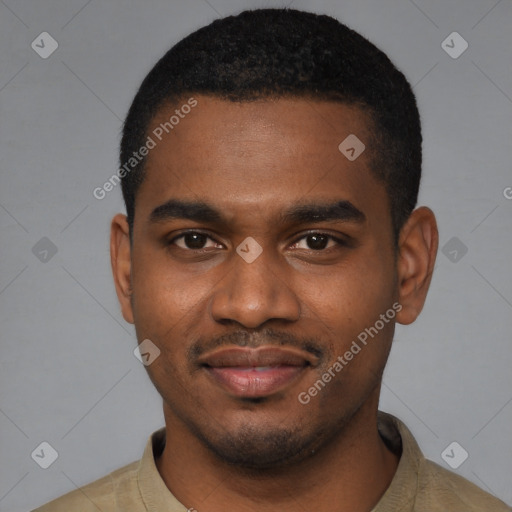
left=196, top=421, right=324, bottom=470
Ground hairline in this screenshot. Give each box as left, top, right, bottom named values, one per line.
left=127, top=92, right=399, bottom=246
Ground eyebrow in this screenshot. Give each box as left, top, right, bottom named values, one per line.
left=279, top=200, right=366, bottom=224
left=149, top=199, right=366, bottom=226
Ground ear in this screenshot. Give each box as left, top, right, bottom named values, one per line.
left=110, top=213, right=134, bottom=324
left=395, top=206, right=438, bottom=325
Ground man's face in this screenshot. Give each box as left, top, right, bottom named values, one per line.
left=125, top=96, right=400, bottom=467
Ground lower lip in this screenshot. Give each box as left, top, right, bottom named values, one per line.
left=206, top=365, right=305, bottom=398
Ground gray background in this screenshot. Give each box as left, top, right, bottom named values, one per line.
left=1, top=0, right=511, bottom=510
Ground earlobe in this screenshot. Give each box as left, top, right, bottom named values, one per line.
left=110, top=213, right=134, bottom=324
left=395, top=206, right=438, bottom=325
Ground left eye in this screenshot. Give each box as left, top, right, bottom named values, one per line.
left=290, top=233, right=344, bottom=251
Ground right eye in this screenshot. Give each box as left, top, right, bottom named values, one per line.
left=167, top=231, right=224, bottom=251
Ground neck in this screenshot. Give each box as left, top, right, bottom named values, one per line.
left=156, top=392, right=398, bottom=512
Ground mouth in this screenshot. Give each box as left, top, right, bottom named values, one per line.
left=197, top=346, right=317, bottom=398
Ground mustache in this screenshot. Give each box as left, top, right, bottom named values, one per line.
left=187, top=327, right=327, bottom=364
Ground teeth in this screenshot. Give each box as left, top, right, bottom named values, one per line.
left=234, top=366, right=275, bottom=371
left=216, top=366, right=285, bottom=371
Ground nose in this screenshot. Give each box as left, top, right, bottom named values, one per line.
left=209, top=242, right=301, bottom=329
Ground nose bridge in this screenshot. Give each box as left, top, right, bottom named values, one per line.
left=209, top=239, right=300, bottom=327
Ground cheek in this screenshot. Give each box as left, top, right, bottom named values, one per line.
left=130, top=247, right=208, bottom=338
left=351, top=243, right=397, bottom=310
left=302, top=254, right=395, bottom=324
left=298, top=253, right=397, bottom=378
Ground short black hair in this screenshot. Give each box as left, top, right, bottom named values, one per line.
left=120, top=8, right=421, bottom=242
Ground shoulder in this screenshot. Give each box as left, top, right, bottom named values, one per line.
left=31, top=460, right=140, bottom=511
left=377, top=412, right=510, bottom=512
left=417, top=458, right=511, bottom=511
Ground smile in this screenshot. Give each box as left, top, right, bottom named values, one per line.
left=197, top=346, right=317, bottom=398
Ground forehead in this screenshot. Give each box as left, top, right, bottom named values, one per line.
left=148, top=95, right=373, bottom=157
left=137, top=95, right=385, bottom=223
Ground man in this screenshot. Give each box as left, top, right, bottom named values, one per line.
left=34, top=8, right=510, bottom=512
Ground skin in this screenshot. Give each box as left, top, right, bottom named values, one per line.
left=111, top=96, right=438, bottom=512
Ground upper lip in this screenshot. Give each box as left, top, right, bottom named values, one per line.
left=197, top=346, right=318, bottom=368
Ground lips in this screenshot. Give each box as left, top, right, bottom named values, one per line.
left=198, top=347, right=317, bottom=398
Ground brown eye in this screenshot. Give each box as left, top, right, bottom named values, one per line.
left=290, top=233, right=345, bottom=251
left=170, top=232, right=220, bottom=250
left=305, top=234, right=329, bottom=250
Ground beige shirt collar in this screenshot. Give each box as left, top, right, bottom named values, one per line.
left=137, top=427, right=187, bottom=511
left=372, top=411, right=419, bottom=511
left=135, top=411, right=421, bottom=511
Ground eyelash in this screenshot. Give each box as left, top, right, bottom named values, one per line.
left=167, top=230, right=348, bottom=253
